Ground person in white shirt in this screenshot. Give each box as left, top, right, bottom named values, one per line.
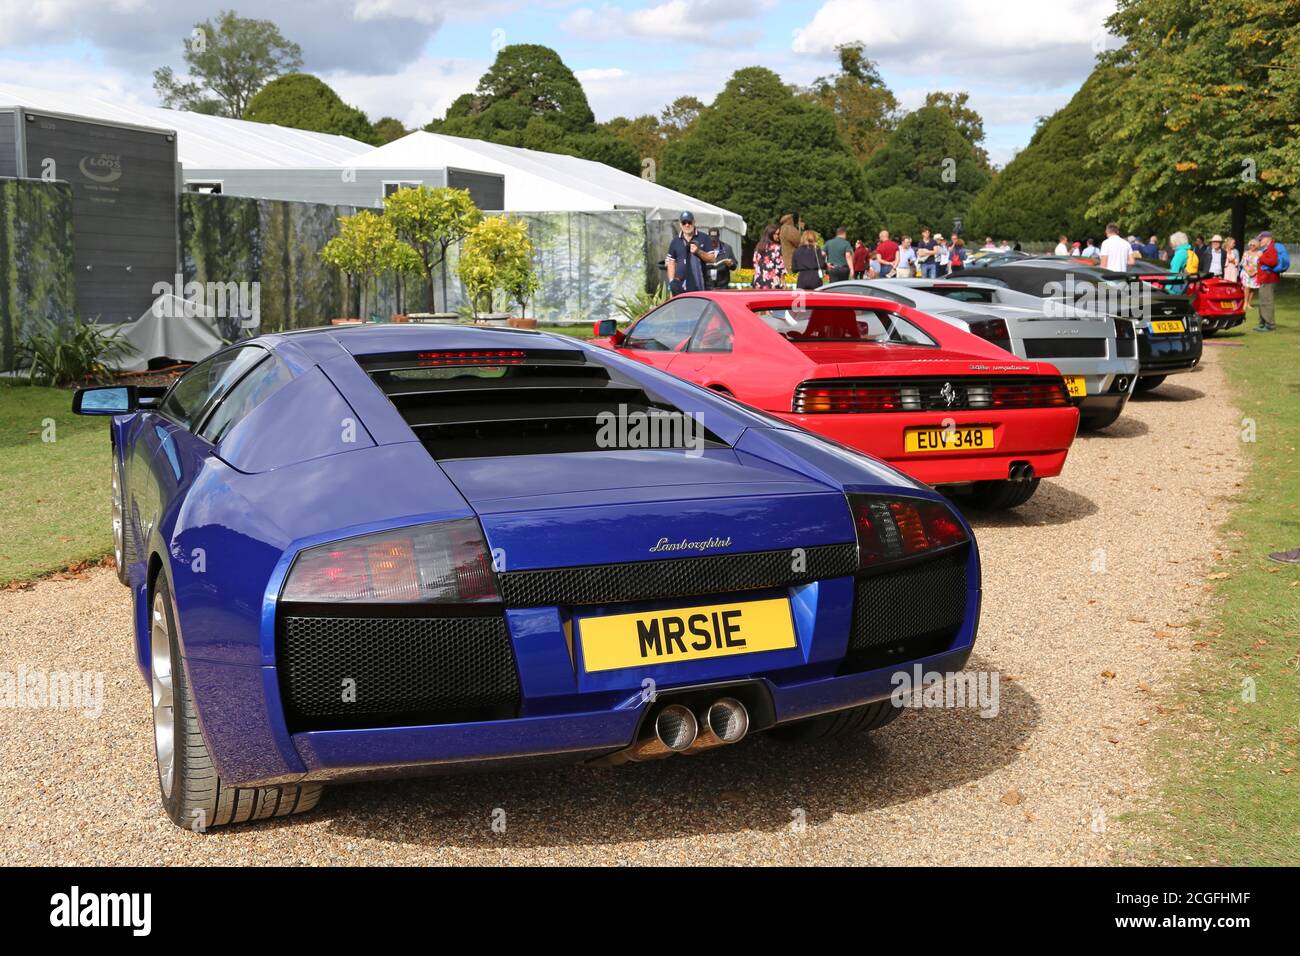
left=1099, top=222, right=1136, bottom=273
left=895, top=236, right=917, bottom=277
left=935, top=237, right=950, bottom=275
left=1081, top=239, right=1099, bottom=257
left=1054, top=235, right=1069, bottom=256
left=1206, top=235, right=1226, bottom=276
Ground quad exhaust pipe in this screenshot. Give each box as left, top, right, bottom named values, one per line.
left=1008, top=461, right=1035, bottom=482
left=591, top=698, right=749, bottom=766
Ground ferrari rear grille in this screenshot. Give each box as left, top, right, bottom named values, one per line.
left=1023, top=338, right=1107, bottom=359
left=840, top=549, right=969, bottom=673
left=498, top=542, right=858, bottom=607
left=792, top=376, right=1069, bottom=413
left=277, top=614, right=521, bottom=732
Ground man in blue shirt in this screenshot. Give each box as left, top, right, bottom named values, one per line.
left=666, top=211, right=715, bottom=295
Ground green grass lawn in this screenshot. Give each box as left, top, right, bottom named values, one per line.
left=1143, top=279, right=1300, bottom=864
left=0, top=383, right=111, bottom=584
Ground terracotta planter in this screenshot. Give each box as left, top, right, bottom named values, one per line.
left=507, top=317, right=538, bottom=329
left=390, top=314, right=410, bottom=323
left=330, top=318, right=363, bottom=326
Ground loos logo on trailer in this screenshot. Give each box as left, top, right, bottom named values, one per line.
left=79, top=153, right=123, bottom=184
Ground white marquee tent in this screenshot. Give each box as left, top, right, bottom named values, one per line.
left=350, top=131, right=746, bottom=235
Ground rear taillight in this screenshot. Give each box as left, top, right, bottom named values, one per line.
left=967, top=318, right=1012, bottom=352
left=282, top=518, right=499, bottom=603
left=848, top=494, right=969, bottom=567
left=991, top=381, right=1069, bottom=407
left=794, top=382, right=901, bottom=413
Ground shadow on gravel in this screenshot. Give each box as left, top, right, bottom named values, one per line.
left=952, top=481, right=1099, bottom=529
left=313, top=676, right=1040, bottom=848
left=1077, top=416, right=1149, bottom=439
left=1130, top=382, right=1204, bottom=403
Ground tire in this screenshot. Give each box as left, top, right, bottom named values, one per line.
left=1135, top=375, right=1166, bottom=392
left=1079, top=407, right=1123, bottom=431
left=151, top=575, right=323, bottom=830
left=768, top=699, right=901, bottom=743
left=963, top=477, right=1040, bottom=510
left=110, top=453, right=129, bottom=585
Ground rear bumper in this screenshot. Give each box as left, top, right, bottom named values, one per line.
left=290, top=642, right=976, bottom=783
left=776, top=407, right=1079, bottom=485
left=1199, top=311, right=1245, bottom=330
left=190, top=536, right=983, bottom=787
left=1138, top=328, right=1202, bottom=377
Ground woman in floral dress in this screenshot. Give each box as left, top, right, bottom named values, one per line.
left=1241, top=238, right=1262, bottom=311
left=751, top=224, right=786, bottom=289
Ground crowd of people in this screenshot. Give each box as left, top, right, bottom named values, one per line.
left=664, top=210, right=1288, bottom=331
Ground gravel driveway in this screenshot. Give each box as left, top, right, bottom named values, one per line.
left=0, top=350, right=1245, bottom=865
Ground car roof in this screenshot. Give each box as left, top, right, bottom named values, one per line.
left=257, top=322, right=587, bottom=358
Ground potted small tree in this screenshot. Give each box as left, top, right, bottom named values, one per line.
left=456, top=215, right=537, bottom=326
left=321, top=211, right=421, bottom=322
left=384, top=185, right=481, bottom=321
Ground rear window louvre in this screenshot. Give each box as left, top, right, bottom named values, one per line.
left=361, top=348, right=728, bottom=459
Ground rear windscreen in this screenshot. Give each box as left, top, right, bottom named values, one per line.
left=752, top=307, right=935, bottom=346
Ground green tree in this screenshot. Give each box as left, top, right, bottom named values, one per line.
left=244, top=73, right=376, bottom=143
left=1086, top=0, right=1300, bottom=244
left=153, top=10, right=303, bottom=118
left=864, top=106, right=990, bottom=237
left=923, top=91, right=989, bottom=167
left=967, top=66, right=1120, bottom=241
left=383, top=186, right=482, bottom=313
left=605, top=96, right=705, bottom=172
left=427, top=45, right=639, bottom=174
left=321, top=211, right=420, bottom=321
left=457, top=216, right=537, bottom=317
left=661, top=67, right=881, bottom=244
left=372, top=117, right=408, bottom=144
left=797, top=43, right=900, bottom=164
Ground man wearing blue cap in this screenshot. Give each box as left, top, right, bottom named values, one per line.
left=666, top=211, right=716, bottom=295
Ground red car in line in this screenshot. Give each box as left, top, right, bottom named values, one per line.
left=594, top=291, right=1080, bottom=510
left=1126, top=261, right=1246, bottom=335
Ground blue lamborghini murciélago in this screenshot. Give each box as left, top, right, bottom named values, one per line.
left=74, top=323, right=981, bottom=829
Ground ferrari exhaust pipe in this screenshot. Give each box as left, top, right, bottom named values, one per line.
left=1008, top=461, right=1035, bottom=482
left=684, top=698, right=750, bottom=754
left=590, top=704, right=698, bottom=766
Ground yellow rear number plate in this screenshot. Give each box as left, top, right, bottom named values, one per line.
left=579, top=598, right=796, bottom=673
left=1064, top=376, right=1087, bottom=398
left=904, top=426, right=994, bottom=452
left=1151, top=319, right=1185, bottom=333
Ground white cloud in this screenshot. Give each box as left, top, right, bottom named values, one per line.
left=0, top=1, right=465, bottom=73
left=563, top=1, right=763, bottom=48
left=325, top=57, right=490, bottom=127
left=791, top=0, right=1117, bottom=88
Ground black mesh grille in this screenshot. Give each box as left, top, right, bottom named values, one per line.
left=841, top=549, right=969, bottom=673
left=1023, top=338, right=1107, bottom=359
left=498, top=542, right=858, bottom=607
left=278, top=615, right=521, bottom=731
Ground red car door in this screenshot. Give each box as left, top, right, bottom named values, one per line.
left=670, top=303, right=736, bottom=391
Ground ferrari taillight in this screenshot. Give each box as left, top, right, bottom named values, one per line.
left=793, top=382, right=901, bottom=413
left=991, top=381, right=1070, bottom=408
left=282, top=518, right=499, bottom=603
left=848, top=494, right=969, bottom=567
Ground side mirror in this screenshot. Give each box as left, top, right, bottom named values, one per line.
left=73, top=386, right=137, bottom=416
left=594, top=318, right=620, bottom=338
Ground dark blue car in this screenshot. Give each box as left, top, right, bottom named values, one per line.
left=75, top=323, right=982, bottom=829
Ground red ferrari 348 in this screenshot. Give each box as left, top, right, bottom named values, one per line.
left=595, top=291, right=1080, bottom=509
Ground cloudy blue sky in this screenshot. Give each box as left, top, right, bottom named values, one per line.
left=0, top=0, right=1119, bottom=166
